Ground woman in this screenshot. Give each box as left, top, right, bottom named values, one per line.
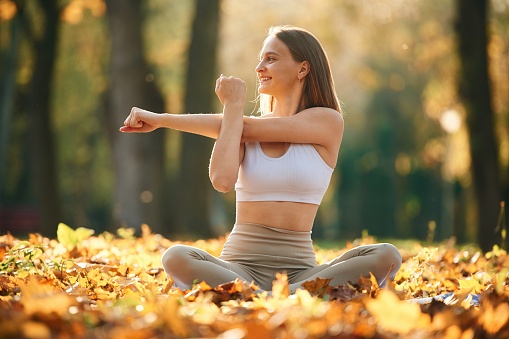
left=121, top=26, right=402, bottom=293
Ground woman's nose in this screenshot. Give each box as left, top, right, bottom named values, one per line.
left=255, top=61, right=264, bottom=72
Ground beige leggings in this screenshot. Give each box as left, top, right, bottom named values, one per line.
left=162, top=223, right=402, bottom=292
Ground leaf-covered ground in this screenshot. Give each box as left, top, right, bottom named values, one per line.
left=1, top=223, right=508, bottom=338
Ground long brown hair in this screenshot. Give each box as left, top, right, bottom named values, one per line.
left=259, top=26, right=342, bottom=115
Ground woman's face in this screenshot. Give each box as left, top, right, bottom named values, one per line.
left=255, top=35, right=302, bottom=96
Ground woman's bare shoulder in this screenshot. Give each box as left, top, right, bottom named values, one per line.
left=298, top=107, right=344, bottom=128
left=299, top=106, right=342, bottom=117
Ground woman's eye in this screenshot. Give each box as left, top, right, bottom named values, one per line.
left=268, top=57, right=275, bottom=62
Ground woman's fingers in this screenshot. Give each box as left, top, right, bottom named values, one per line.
left=124, top=107, right=143, bottom=128
left=215, top=75, right=246, bottom=105
left=120, top=107, right=145, bottom=133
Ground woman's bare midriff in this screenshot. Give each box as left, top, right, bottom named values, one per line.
left=236, top=201, right=319, bottom=232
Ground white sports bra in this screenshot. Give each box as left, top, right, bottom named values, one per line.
left=235, top=142, right=334, bottom=205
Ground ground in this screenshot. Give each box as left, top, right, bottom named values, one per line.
left=0, top=223, right=508, bottom=338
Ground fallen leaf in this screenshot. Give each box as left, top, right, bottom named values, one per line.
left=272, top=273, right=289, bottom=299
left=366, top=289, right=431, bottom=335
left=20, top=276, right=73, bottom=316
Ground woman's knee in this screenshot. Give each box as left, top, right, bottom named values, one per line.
left=378, top=243, right=402, bottom=273
left=161, top=244, right=194, bottom=273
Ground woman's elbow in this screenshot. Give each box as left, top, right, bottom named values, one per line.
left=209, top=174, right=235, bottom=193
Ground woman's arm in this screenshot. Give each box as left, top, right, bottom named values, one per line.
left=120, top=108, right=223, bottom=139
left=120, top=105, right=343, bottom=147
left=242, top=107, right=344, bottom=147
left=208, top=75, right=246, bottom=192
left=120, top=97, right=343, bottom=150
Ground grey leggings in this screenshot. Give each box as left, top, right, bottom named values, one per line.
left=162, top=222, right=402, bottom=292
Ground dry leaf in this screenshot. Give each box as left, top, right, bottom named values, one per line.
left=479, top=296, right=509, bottom=334
left=20, top=276, right=73, bottom=316
left=1, top=228, right=509, bottom=337
left=272, top=273, right=289, bottom=299
left=366, top=289, right=431, bottom=335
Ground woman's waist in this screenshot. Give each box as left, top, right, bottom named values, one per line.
left=236, top=201, right=317, bottom=232
left=221, top=222, right=316, bottom=259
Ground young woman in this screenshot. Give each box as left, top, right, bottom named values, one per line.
left=120, top=26, right=402, bottom=293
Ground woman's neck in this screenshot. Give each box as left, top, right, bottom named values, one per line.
left=272, top=95, right=306, bottom=116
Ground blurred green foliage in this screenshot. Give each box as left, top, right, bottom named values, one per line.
left=0, top=0, right=507, bottom=244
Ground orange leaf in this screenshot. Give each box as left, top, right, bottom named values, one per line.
left=161, top=277, right=173, bottom=294
left=300, top=277, right=332, bottom=296
left=479, top=297, right=509, bottom=334
left=20, top=276, right=74, bottom=316
left=21, top=321, right=51, bottom=339
left=366, top=290, right=431, bottom=335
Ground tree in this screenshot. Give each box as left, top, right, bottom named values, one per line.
left=0, top=2, right=21, bottom=197
left=455, top=0, right=502, bottom=252
left=105, top=0, right=166, bottom=233
left=176, top=0, right=221, bottom=237
left=22, top=0, right=62, bottom=236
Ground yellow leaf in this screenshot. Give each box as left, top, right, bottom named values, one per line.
left=161, top=298, right=189, bottom=337
left=78, top=275, right=89, bottom=288
left=480, top=299, right=509, bottom=334
left=117, top=228, right=135, bottom=239
left=138, top=271, right=155, bottom=283
left=75, top=227, right=95, bottom=242
left=20, top=276, right=73, bottom=316
left=366, top=290, right=430, bottom=335
left=118, top=264, right=129, bottom=277
left=17, top=270, right=29, bottom=279
left=94, top=287, right=117, bottom=300
left=192, top=303, right=220, bottom=325
left=64, top=260, right=75, bottom=269
left=272, top=272, right=290, bottom=299
left=457, top=277, right=484, bottom=293
left=22, top=321, right=51, bottom=339
left=56, top=223, right=94, bottom=250
left=295, top=288, right=315, bottom=307
left=86, top=268, right=102, bottom=283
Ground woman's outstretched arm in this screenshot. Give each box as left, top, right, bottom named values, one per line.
left=120, top=107, right=223, bottom=139
left=208, top=75, right=246, bottom=192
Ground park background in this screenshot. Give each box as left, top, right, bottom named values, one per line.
left=0, top=0, right=507, bottom=252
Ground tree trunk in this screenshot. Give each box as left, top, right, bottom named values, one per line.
left=0, top=9, right=21, bottom=197
left=177, top=0, right=221, bottom=237
left=455, top=0, right=502, bottom=252
left=25, top=0, right=62, bottom=236
left=105, top=0, right=166, bottom=234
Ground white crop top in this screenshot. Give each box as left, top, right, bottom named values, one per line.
left=235, top=142, right=334, bottom=205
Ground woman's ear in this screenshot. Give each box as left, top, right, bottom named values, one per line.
left=298, top=61, right=310, bottom=80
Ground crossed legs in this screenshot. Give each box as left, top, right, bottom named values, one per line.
left=162, top=243, right=402, bottom=292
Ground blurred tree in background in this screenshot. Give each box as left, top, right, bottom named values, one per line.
left=0, top=0, right=507, bottom=250
left=176, top=0, right=220, bottom=238
left=455, top=0, right=503, bottom=252
left=0, top=0, right=63, bottom=236
left=105, top=0, right=166, bottom=233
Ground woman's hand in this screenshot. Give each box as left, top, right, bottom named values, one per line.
left=215, top=74, right=246, bottom=108
left=119, top=107, right=159, bottom=133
